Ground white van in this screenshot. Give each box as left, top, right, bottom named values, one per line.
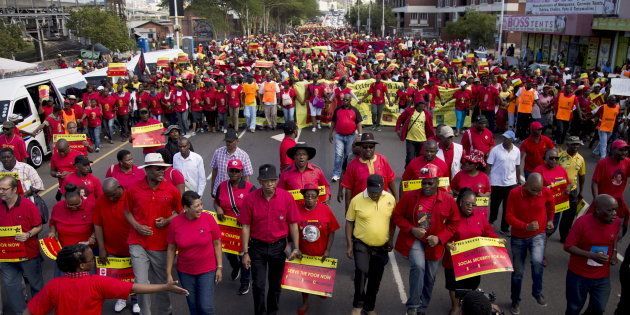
left=0, top=68, right=87, bottom=168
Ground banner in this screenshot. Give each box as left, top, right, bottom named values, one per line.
left=525, top=0, right=617, bottom=15
left=39, top=237, right=62, bottom=260
left=549, top=179, right=570, bottom=213
left=0, top=226, right=27, bottom=262
left=97, top=257, right=134, bottom=282
left=611, top=78, right=630, bottom=96
left=107, top=63, right=127, bottom=77
left=450, top=237, right=513, bottom=281
left=281, top=255, right=338, bottom=297
left=207, top=211, right=242, bottom=255
left=503, top=15, right=566, bottom=33
left=401, top=177, right=450, bottom=192
left=254, top=60, right=274, bottom=68
left=288, top=185, right=326, bottom=201
left=131, top=123, right=166, bottom=148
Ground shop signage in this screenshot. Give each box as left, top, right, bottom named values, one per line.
left=503, top=15, right=566, bottom=34
left=525, top=0, right=617, bottom=15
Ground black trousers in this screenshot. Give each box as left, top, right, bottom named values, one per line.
left=489, top=185, right=516, bottom=232
left=558, top=196, right=579, bottom=242
left=226, top=253, right=251, bottom=284
left=555, top=119, right=571, bottom=144
left=250, top=238, right=286, bottom=315
left=516, top=113, right=532, bottom=140
left=352, top=239, right=389, bottom=312
left=117, top=114, right=130, bottom=139
left=405, top=140, right=424, bottom=167
left=481, top=110, right=496, bottom=132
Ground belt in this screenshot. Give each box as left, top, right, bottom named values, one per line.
left=250, top=238, right=286, bottom=247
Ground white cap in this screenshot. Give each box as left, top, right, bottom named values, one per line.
left=96, top=86, right=105, bottom=91
left=459, top=81, right=467, bottom=87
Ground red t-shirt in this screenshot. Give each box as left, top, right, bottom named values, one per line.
left=215, top=180, right=256, bottom=218
left=84, top=107, right=102, bottom=128
left=279, top=136, right=296, bottom=171
left=167, top=212, right=221, bottom=275
left=453, top=89, right=473, bottom=111
left=173, top=91, right=189, bottom=113
left=214, top=91, right=228, bottom=114
left=0, top=197, right=42, bottom=259
left=307, top=84, right=326, bottom=103
left=226, top=84, right=243, bottom=108
left=461, top=128, right=495, bottom=156
left=565, top=213, right=621, bottom=279
left=163, top=167, right=185, bottom=189
left=414, top=88, right=429, bottom=104
left=240, top=188, right=301, bottom=243
left=396, top=87, right=416, bottom=108
left=520, top=135, right=555, bottom=173
left=451, top=171, right=491, bottom=195
left=127, top=180, right=182, bottom=251
left=148, top=93, right=163, bottom=115
left=0, top=134, right=28, bottom=162
left=137, top=92, right=150, bottom=110
left=61, top=173, right=103, bottom=203
left=104, top=164, right=145, bottom=190
left=442, top=209, right=497, bottom=269
left=334, top=87, right=354, bottom=106
left=477, top=86, right=499, bottom=111
left=280, top=88, right=297, bottom=109
left=72, top=104, right=85, bottom=126
left=592, top=157, right=630, bottom=200
left=190, top=90, right=204, bottom=112
left=402, top=156, right=449, bottom=181
left=46, top=115, right=65, bottom=135
left=203, top=88, right=216, bottom=111
left=98, top=95, right=117, bottom=120
left=93, top=192, right=131, bottom=257
left=533, top=165, right=570, bottom=188
left=297, top=203, right=340, bottom=256
left=423, top=85, right=440, bottom=108
left=50, top=150, right=81, bottom=186
left=332, top=106, right=362, bottom=135
left=367, top=82, right=388, bottom=105
left=161, top=92, right=175, bottom=114
left=50, top=198, right=95, bottom=246
left=341, top=154, right=396, bottom=198
left=27, top=275, right=133, bottom=315
left=506, top=186, right=555, bottom=239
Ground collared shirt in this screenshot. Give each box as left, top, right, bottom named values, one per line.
left=487, top=143, right=521, bottom=186
left=50, top=198, right=95, bottom=247
left=346, top=190, right=396, bottom=247
left=559, top=150, right=586, bottom=192
left=210, top=146, right=254, bottom=195
left=506, top=185, right=555, bottom=239
left=173, top=151, right=206, bottom=195
left=0, top=196, right=42, bottom=259
left=461, top=128, right=495, bottom=156
left=93, top=191, right=131, bottom=257
left=215, top=179, right=256, bottom=218
left=240, top=188, right=301, bottom=243
left=279, top=136, right=296, bottom=171
left=0, top=134, right=27, bottom=162
left=0, top=161, right=45, bottom=195
left=278, top=163, right=331, bottom=199
left=520, top=135, right=555, bottom=173
left=104, top=164, right=145, bottom=189
left=341, top=153, right=396, bottom=198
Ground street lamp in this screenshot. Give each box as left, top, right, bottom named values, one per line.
left=381, top=0, right=385, bottom=38
left=496, top=0, right=505, bottom=60
left=173, top=0, right=180, bottom=49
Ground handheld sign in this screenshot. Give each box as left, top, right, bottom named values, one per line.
left=281, top=255, right=338, bottom=297
left=450, top=237, right=513, bottom=281
left=0, top=226, right=27, bottom=262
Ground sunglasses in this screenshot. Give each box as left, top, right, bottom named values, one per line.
left=548, top=156, right=559, bottom=161
left=362, top=145, right=375, bottom=149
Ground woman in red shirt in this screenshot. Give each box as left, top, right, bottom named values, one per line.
left=49, top=184, right=95, bottom=248
left=451, top=149, right=491, bottom=197
left=83, top=99, right=103, bottom=152
left=443, top=188, right=500, bottom=315
left=296, top=184, right=340, bottom=315
left=166, top=191, right=222, bottom=315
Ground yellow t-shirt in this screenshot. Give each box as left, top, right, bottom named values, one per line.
left=558, top=150, right=586, bottom=192
left=242, top=82, right=258, bottom=106
left=406, top=111, right=427, bottom=142
left=346, top=191, right=396, bottom=246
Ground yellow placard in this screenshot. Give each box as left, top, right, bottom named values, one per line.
left=52, top=134, right=87, bottom=142
left=206, top=211, right=241, bottom=228
left=131, top=123, right=164, bottom=133
left=0, top=226, right=22, bottom=237
left=450, top=236, right=506, bottom=255
left=292, top=254, right=338, bottom=269
left=402, top=177, right=450, bottom=192
left=96, top=257, right=132, bottom=269
left=288, top=185, right=326, bottom=201
left=555, top=201, right=570, bottom=213
left=475, top=196, right=489, bottom=207
left=0, top=172, right=19, bottom=180
left=549, top=179, right=568, bottom=187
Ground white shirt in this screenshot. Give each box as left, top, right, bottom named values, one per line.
left=487, top=143, right=521, bottom=187
left=0, top=161, right=44, bottom=194
left=437, top=142, right=464, bottom=179
left=173, top=151, right=206, bottom=195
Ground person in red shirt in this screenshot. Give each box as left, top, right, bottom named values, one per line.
left=0, top=176, right=43, bottom=314
left=443, top=188, right=499, bottom=315
left=422, top=78, right=443, bottom=111
left=214, top=83, right=229, bottom=133
left=393, top=163, right=460, bottom=315
left=278, top=144, right=331, bottom=202
left=67, top=95, right=85, bottom=132
left=341, top=132, right=396, bottom=210
left=451, top=81, right=473, bottom=136
left=98, top=87, right=117, bottom=144
left=450, top=149, right=490, bottom=196
left=520, top=121, right=555, bottom=177
left=591, top=139, right=630, bottom=233
left=81, top=85, right=99, bottom=109
left=25, top=244, right=187, bottom=315
left=361, top=74, right=390, bottom=131
left=33, top=105, right=65, bottom=147
left=226, top=77, right=243, bottom=132
left=533, top=148, right=571, bottom=236
left=280, top=81, right=298, bottom=123
left=505, top=173, right=555, bottom=314
left=166, top=191, right=222, bottom=315
left=240, top=164, right=302, bottom=315
left=202, top=81, right=218, bottom=132
left=0, top=121, right=28, bottom=162
left=329, top=94, right=363, bottom=181
left=188, top=84, right=205, bottom=135
left=161, top=86, right=177, bottom=128
left=83, top=99, right=103, bottom=152
left=279, top=121, right=297, bottom=172
left=50, top=139, right=81, bottom=201
left=62, top=155, right=102, bottom=203
left=132, top=108, right=165, bottom=155
left=114, top=85, right=132, bottom=142
left=461, top=115, right=495, bottom=156
left=305, top=74, right=327, bottom=132
left=394, top=78, right=416, bottom=112
left=477, top=77, right=501, bottom=132
left=65, top=121, right=94, bottom=155
left=295, top=183, right=340, bottom=314
left=124, top=153, right=182, bottom=315
left=401, top=140, right=449, bottom=196
left=564, top=194, right=621, bottom=315
left=49, top=183, right=96, bottom=248
left=147, top=85, right=164, bottom=121
left=105, top=149, right=145, bottom=189
left=173, top=83, right=190, bottom=135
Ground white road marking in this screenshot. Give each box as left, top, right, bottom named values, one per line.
left=618, top=253, right=624, bottom=263
left=388, top=251, right=408, bottom=304
left=270, top=128, right=302, bottom=142
left=206, top=171, right=213, bottom=181
left=238, top=129, right=247, bottom=139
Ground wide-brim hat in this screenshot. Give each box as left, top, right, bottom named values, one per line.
left=565, top=136, right=584, bottom=145
left=163, top=125, right=181, bottom=135
left=139, top=153, right=171, bottom=169
left=258, top=164, right=278, bottom=180
left=287, top=143, right=316, bottom=160
left=356, top=132, right=379, bottom=145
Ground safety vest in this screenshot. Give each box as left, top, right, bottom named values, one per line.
left=61, top=109, right=76, bottom=130
left=598, top=104, right=619, bottom=132
left=262, top=81, right=277, bottom=104
left=555, top=93, right=575, bottom=121
left=517, top=89, right=535, bottom=114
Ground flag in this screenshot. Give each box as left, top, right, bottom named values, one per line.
left=107, top=63, right=127, bottom=77
left=134, top=50, right=147, bottom=82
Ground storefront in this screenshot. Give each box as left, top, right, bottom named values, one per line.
left=592, top=18, right=630, bottom=70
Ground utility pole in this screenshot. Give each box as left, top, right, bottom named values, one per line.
left=173, top=0, right=180, bottom=49
left=356, top=0, right=360, bottom=33
left=35, top=19, right=45, bottom=62
left=497, top=0, right=505, bottom=60
left=381, top=0, right=385, bottom=38
left=367, top=0, right=371, bottom=34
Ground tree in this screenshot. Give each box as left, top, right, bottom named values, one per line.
left=345, top=3, right=396, bottom=35
left=444, top=11, right=496, bottom=48
left=0, top=23, right=27, bottom=59
left=67, top=6, right=135, bottom=52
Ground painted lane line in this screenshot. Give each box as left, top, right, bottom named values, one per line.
left=206, top=171, right=213, bottom=181
left=239, top=129, right=247, bottom=139
left=618, top=253, right=624, bottom=263
left=388, top=251, right=408, bottom=304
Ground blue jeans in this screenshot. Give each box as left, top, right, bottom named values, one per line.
left=282, top=107, right=295, bottom=123
left=455, top=110, right=467, bottom=131
left=103, top=118, right=116, bottom=139
left=511, top=233, right=545, bottom=304
left=177, top=111, right=189, bottom=134
left=598, top=130, right=611, bottom=158
left=333, top=133, right=355, bottom=178
left=406, top=240, right=440, bottom=312
left=243, top=106, right=257, bottom=130
left=88, top=125, right=101, bottom=148
left=565, top=270, right=610, bottom=315
left=0, top=257, right=44, bottom=313
left=178, top=270, right=216, bottom=315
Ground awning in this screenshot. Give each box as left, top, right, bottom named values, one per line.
left=0, top=57, right=38, bottom=78
left=592, top=18, right=630, bottom=32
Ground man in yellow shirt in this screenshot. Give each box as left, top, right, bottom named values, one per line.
left=241, top=76, right=259, bottom=133
left=346, top=174, right=396, bottom=315
left=557, top=136, right=587, bottom=242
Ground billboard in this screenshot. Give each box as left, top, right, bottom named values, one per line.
left=503, top=15, right=566, bottom=33
left=525, top=0, right=617, bottom=15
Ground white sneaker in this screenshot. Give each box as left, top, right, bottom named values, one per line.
left=114, top=299, right=127, bottom=312
left=317, top=123, right=322, bottom=129
left=331, top=175, right=340, bottom=182
left=132, top=303, right=140, bottom=314
left=312, top=127, right=317, bottom=132
left=191, top=131, right=196, bottom=136
left=223, top=128, right=227, bottom=134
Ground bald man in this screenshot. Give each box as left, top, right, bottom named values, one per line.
left=400, top=139, right=449, bottom=198
left=506, top=173, right=555, bottom=314
left=564, top=194, right=620, bottom=315
left=49, top=139, right=81, bottom=201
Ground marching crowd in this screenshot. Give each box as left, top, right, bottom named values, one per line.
left=1, top=28, right=630, bottom=315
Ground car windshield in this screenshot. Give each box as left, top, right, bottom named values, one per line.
left=0, top=101, right=9, bottom=124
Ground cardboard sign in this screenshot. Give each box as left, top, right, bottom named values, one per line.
left=53, top=134, right=89, bottom=155
left=401, top=177, right=450, bottom=192
left=39, top=237, right=62, bottom=260
left=0, top=226, right=27, bottom=262
left=549, top=179, right=570, bottom=213
left=97, top=257, right=134, bottom=282
left=131, top=123, right=166, bottom=148
left=450, top=237, right=513, bottom=281
left=281, top=255, right=338, bottom=297
left=207, top=211, right=242, bottom=255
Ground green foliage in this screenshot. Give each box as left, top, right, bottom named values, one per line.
left=345, top=3, right=396, bottom=34
left=0, top=23, right=27, bottom=58
left=67, top=6, right=135, bottom=52
left=444, top=11, right=496, bottom=47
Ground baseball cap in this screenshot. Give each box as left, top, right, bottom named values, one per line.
left=227, top=159, right=244, bottom=170
left=366, top=174, right=384, bottom=193
left=502, top=130, right=516, bottom=140
left=565, top=136, right=584, bottom=145
left=611, top=139, right=629, bottom=151
left=437, top=125, right=455, bottom=138
left=530, top=121, right=543, bottom=130
left=459, top=81, right=467, bottom=87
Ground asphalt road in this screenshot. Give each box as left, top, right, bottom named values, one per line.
left=3, top=125, right=628, bottom=315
